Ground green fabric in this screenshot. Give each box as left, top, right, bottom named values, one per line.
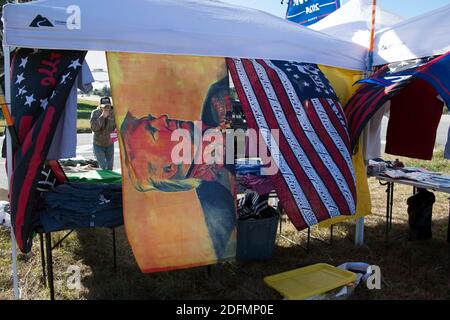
left=66, top=170, right=122, bottom=184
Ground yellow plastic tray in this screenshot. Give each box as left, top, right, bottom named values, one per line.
left=264, top=263, right=356, bottom=300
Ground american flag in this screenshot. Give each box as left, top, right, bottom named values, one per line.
left=9, top=48, right=85, bottom=253
left=227, top=58, right=356, bottom=230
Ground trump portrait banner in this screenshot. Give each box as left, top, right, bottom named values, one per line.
left=286, top=0, right=341, bottom=26
left=107, top=53, right=236, bottom=272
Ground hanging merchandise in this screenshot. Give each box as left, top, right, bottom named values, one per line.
left=385, top=80, right=444, bottom=160
left=108, top=53, right=236, bottom=272
left=227, top=58, right=356, bottom=231
left=362, top=101, right=389, bottom=162
left=345, top=52, right=450, bottom=160
left=47, top=61, right=94, bottom=160
left=9, top=49, right=85, bottom=253
left=317, top=66, right=372, bottom=229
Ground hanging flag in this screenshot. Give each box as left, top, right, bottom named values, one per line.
left=286, top=0, right=341, bottom=26
left=108, top=53, right=236, bottom=272
left=227, top=58, right=356, bottom=230
left=9, top=48, right=85, bottom=252
left=345, top=52, right=450, bottom=156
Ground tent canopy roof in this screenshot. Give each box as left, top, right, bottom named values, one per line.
left=2, top=0, right=367, bottom=70
left=310, top=0, right=403, bottom=48
left=373, top=4, right=450, bottom=65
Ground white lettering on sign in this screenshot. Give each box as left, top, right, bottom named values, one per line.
left=66, top=5, right=81, bottom=30
left=293, top=0, right=309, bottom=5
left=291, top=0, right=322, bottom=16
left=305, top=3, right=320, bottom=14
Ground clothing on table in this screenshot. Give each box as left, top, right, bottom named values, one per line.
left=47, top=61, right=94, bottom=160
left=362, top=101, right=390, bottom=162
left=93, top=144, right=114, bottom=170
left=66, top=169, right=122, bottom=184
left=385, top=79, right=444, bottom=160
left=0, top=201, right=11, bottom=228
left=238, top=192, right=272, bottom=220
left=90, top=107, right=116, bottom=147
left=38, top=183, right=123, bottom=232
left=238, top=174, right=274, bottom=195
left=235, top=158, right=263, bottom=176
left=445, top=126, right=450, bottom=160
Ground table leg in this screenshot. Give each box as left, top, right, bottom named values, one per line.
left=389, top=182, right=394, bottom=231
left=45, top=233, right=55, bottom=300
left=306, top=227, right=311, bottom=253
left=112, top=228, right=117, bottom=273
left=385, top=182, right=394, bottom=241
left=39, top=233, right=46, bottom=287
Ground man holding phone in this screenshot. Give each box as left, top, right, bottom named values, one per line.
left=90, top=96, right=116, bottom=170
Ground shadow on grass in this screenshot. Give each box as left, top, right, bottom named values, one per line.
left=70, top=214, right=450, bottom=300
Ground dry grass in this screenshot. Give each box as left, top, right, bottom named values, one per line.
left=0, top=153, right=449, bottom=300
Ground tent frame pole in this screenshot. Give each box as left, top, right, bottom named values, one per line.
left=3, top=41, right=20, bottom=300
left=355, top=0, right=377, bottom=247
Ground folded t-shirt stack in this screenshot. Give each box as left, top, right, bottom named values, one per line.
left=38, top=183, right=123, bottom=232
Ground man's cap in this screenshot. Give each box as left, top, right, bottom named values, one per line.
left=100, top=96, right=112, bottom=105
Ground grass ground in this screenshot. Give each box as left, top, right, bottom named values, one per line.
left=74, top=99, right=97, bottom=133
left=0, top=152, right=449, bottom=300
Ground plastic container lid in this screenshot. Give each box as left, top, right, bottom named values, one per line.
left=264, top=263, right=357, bottom=300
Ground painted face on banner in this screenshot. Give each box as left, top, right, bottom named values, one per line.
left=121, top=113, right=196, bottom=191
left=121, top=112, right=227, bottom=192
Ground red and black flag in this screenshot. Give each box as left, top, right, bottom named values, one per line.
left=9, top=48, right=86, bottom=252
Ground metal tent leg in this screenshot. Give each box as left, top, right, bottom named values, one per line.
left=355, top=218, right=365, bottom=246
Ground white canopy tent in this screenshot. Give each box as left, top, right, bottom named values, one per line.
left=1, top=0, right=371, bottom=300
left=310, top=0, right=403, bottom=48
left=373, top=4, right=450, bottom=65
left=2, top=0, right=367, bottom=70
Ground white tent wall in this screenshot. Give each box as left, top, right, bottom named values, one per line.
left=2, top=0, right=367, bottom=70
left=310, top=0, right=403, bottom=48
left=373, top=4, right=450, bottom=66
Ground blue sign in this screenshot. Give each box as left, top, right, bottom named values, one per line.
left=286, top=0, right=341, bottom=26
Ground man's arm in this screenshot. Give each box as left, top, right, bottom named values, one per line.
left=106, top=111, right=116, bottom=132
left=90, top=109, right=105, bottom=132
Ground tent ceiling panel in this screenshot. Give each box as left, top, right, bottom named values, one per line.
left=2, top=0, right=367, bottom=70
left=374, top=4, right=450, bottom=65
left=311, top=0, right=403, bottom=48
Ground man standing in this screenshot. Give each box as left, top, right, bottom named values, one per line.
left=90, top=97, right=116, bottom=170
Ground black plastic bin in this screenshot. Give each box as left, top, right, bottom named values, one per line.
left=236, top=213, right=279, bottom=262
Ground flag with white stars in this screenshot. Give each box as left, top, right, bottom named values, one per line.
left=9, top=48, right=86, bottom=253
left=345, top=52, right=450, bottom=151
left=227, top=58, right=356, bottom=231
